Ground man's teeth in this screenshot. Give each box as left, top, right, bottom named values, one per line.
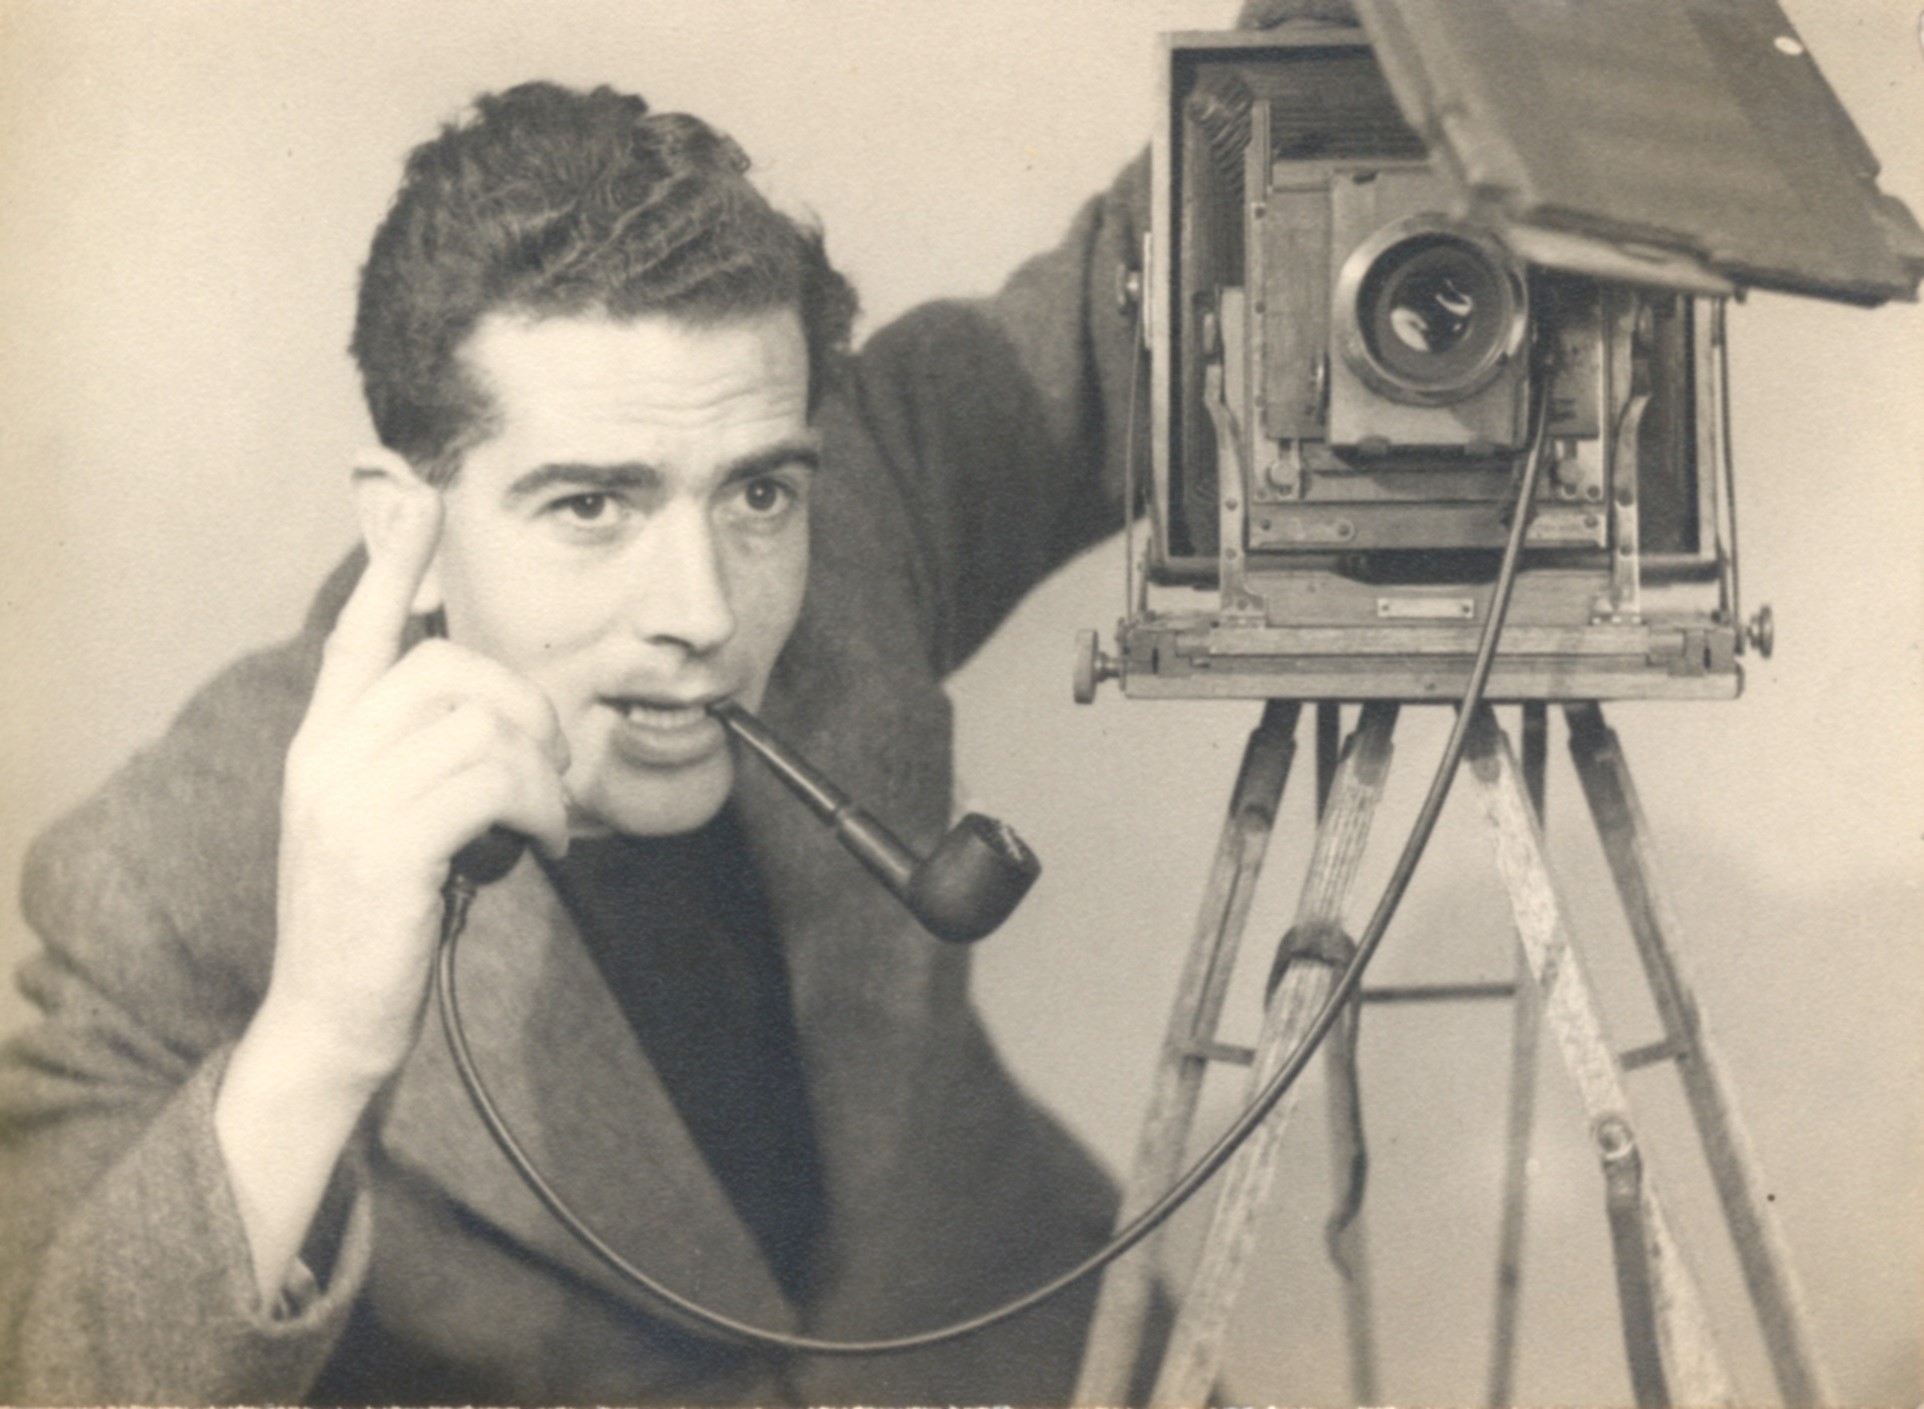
left=617, top=699, right=707, bottom=726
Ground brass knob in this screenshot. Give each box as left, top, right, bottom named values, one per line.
left=1745, top=604, right=1774, bottom=659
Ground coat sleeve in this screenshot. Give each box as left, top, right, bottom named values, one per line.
left=849, top=154, right=1150, bottom=678
left=0, top=640, right=374, bottom=1405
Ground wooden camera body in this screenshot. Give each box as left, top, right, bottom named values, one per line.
left=1090, top=8, right=1921, bottom=704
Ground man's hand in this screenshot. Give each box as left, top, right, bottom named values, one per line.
left=265, top=475, right=570, bottom=1089
left=215, top=464, right=570, bottom=1305
left=1236, top=0, right=1358, bottom=28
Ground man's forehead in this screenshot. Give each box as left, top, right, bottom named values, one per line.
left=462, top=306, right=810, bottom=416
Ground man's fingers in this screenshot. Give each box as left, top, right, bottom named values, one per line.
left=310, top=468, right=443, bottom=727
left=313, top=696, right=572, bottom=872
left=351, top=640, right=572, bottom=775
left=408, top=755, right=573, bottom=869
left=376, top=699, right=566, bottom=824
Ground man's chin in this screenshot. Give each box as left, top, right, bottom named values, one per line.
left=567, top=755, right=735, bottom=839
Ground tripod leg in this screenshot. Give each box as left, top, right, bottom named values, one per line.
left=1566, top=703, right=1832, bottom=1406
left=1317, top=703, right=1379, bottom=1404
left=1151, top=702, right=1398, bottom=1406
left=1487, top=703, right=1546, bottom=1407
left=1324, top=998, right=1378, bottom=1404
left=1316, top=699, right=1342, bottom=816
left=1075, top=700, right=1301, bottom=1404
left=1464, top=706, right=1735, bottom=1407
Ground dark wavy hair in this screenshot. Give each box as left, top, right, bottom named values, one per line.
left=351, top=82, right=858, bottom=482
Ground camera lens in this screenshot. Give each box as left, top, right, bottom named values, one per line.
left=1382, top=249, right=1484, bottom=355
left=1363, top=236, right=1511, bottom=390
left=1336, top=222, right=1527, bottom=406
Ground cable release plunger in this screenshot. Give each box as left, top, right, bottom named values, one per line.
left=709, top=700, right=1040, bottom=942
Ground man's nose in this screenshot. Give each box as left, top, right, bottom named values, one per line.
left=629, top=503, right=736, bottom=655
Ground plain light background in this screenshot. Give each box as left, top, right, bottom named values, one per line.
left=1, top=2, right=1918, bottom=1403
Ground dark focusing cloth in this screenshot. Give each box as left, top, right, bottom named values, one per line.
left=540, top=809, right=825, bottom=1305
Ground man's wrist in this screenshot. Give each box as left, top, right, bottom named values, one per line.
left=214, top=997, right=388, bottom=1305
left=229, top=985, right=407, bottom=1108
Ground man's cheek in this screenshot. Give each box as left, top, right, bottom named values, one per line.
left=557, top=700, right=614, bottom=779
left=758, top=545, right=811, bottom=663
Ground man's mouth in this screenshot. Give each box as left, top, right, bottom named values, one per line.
left=610, top=697, right=713, bottom=728
left=601, top=693, right=731, bottom=767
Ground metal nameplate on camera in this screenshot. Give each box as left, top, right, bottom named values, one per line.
left=1376, top=598, right=1474, bottom=622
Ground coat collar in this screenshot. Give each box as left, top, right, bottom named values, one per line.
left=378, top=849, right=801, bottom=1334
left=365, top=604, right=969, bottom=1339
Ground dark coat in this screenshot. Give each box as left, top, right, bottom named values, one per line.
left=0, top=163, right=1159, bottom=1404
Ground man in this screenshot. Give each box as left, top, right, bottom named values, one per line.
left=0, top=75, right=1152, bottom=1405
left=2, top=1, right=1374, bottom=1397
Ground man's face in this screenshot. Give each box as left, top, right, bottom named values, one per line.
left=426, top=308, right=815, bottom=837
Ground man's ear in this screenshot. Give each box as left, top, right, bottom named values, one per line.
left=351, top=446, right=446, bottom=614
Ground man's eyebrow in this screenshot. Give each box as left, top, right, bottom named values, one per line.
left=504, top=440, right=822, bottom=501
left=721, top=438, right=824, bottom=484
left=505, top=463, right=659, bottom=499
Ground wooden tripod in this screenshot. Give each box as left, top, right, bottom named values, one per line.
left=1073, top=700, right=1829, bottom=1407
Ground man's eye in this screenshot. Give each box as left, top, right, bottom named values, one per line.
left=736, top=476, right=798, bottom=517
left=553, top=492, right=613, bottom=522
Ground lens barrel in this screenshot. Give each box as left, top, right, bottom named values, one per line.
left=1336, top=218, right=1527, bottom=406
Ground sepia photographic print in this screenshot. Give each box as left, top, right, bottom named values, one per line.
left=1, top=1, right=1918, bottom=1402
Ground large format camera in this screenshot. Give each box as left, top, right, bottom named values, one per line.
left=1083, top=3, right=1922, bottom=703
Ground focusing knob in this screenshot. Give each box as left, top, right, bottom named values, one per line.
left=1074, top=629, right=1119, bottom=704
left=1745, top=604, right=1775, bottom=659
